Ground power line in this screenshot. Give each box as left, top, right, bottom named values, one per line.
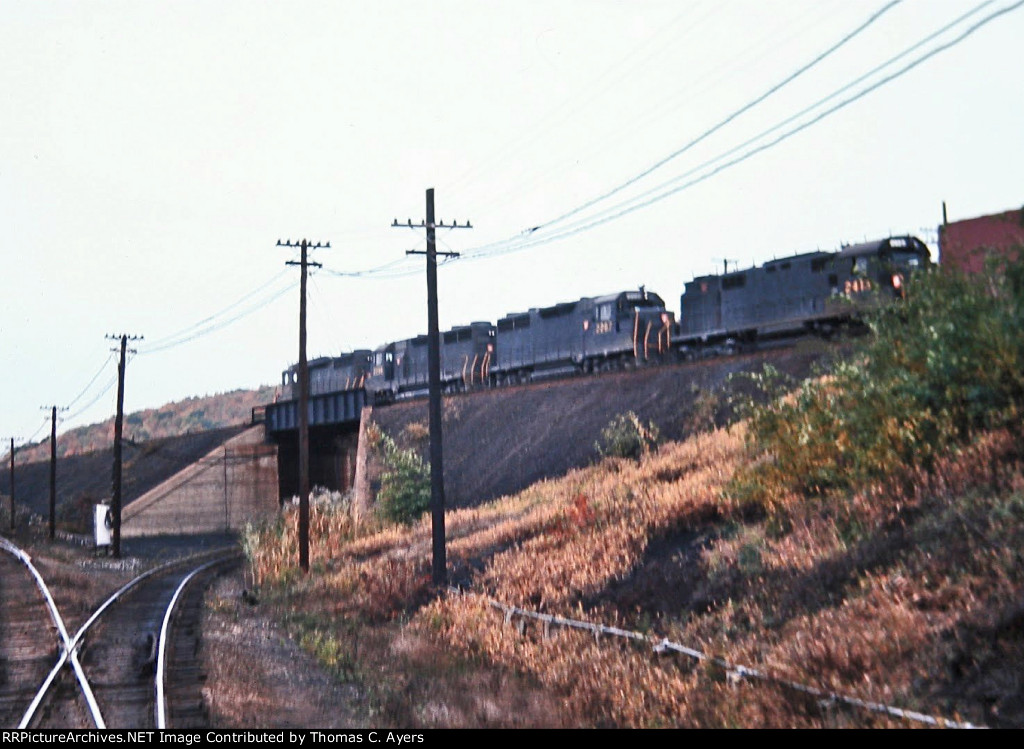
left=141, top=278, right=297, bottom=354
left=456, top=0, right=847, bottom=220
left=316, top=1, right=923, bottom=278
left=554, top=0, right=997, bottom=238
left=266, top=1, right=1016, bottom=285
left=64, top=352, right=116, bottom=410
left=439, top=1, right=725, bottom=200
left=143, top=269, right=293, bottom=350
left=63, top=373, right=119, bottom=424
left=456, top=0, right=1022, bottom=261
left=521, top=0, right=904, bottom=237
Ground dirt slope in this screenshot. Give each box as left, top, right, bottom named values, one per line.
left=1, top=426, right=249, bottom=529
left=372, top=341, right=840, bottom=508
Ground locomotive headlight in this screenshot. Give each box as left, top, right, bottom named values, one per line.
left=892, top=273, right=903, bottom=290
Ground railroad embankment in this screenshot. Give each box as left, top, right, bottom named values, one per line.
left=368, top=341, right=838, bottom=508
left=0, top=426, right=250, bottom=531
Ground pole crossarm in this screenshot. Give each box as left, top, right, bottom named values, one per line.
left=392, top=219, right=472, bottom=229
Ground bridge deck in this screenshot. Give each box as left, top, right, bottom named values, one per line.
left=265, top=388, right=367, bottom=433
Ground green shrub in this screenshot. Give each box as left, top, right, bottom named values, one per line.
left=375, top=432, right=431, bottom=525
left=737, top=252, right=1024, bottom=507
left=595, top=412, right=660, bottom=461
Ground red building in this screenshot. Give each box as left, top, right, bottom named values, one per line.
left=939, top=205, right=1024, bottom=274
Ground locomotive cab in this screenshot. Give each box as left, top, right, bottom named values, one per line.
left=839, top=236, right=930, bottom=301
left=366, top=343, right=398, bottom=403
left=587, top=288, right=674, bottom=364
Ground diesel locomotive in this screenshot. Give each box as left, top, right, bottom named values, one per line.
left=278, top=235, right=930, bottom=403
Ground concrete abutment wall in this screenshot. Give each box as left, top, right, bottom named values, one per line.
left=122, top=425, right=279, bottom=537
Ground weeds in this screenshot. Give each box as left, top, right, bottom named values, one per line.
left=372, top=430, right=431, bottom=525
left=594, top=411, right=660, bottom=461
left=239, top=258, right=1024, bottom=725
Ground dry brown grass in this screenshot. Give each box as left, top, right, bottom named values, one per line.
left=246, top=424, right=1024, bottom=727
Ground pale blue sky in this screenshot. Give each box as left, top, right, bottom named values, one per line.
left=2, top=0, right=1022, bottom=445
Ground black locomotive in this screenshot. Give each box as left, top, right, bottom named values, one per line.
left=366, top=322, right=495, bottom=402
left=490, top=288, right=673, bottom=385
left=677, top=235, right=930, bottom=355
left=280, top=350, right=372, bottom=400
left=279, top=235, right=930, bottom=403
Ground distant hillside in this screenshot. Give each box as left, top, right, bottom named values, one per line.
left=15, top=385, right=277, bottom=466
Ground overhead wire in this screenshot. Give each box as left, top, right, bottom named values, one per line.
left=306, top=271, right=346, bottom=355
left=293, top=1, right=1019, bottom=281
left=144, top=269, right=292, bottom=349
left=462, top=0, right=846, bottom=220
left=63, top=373, right=119, bottom=425
left=319, top=225, right=469, bottom=281
left=440, top=1, right=725, bottom=203
left=64, top=352, right=117, bottom=410
left=536, top=0, right=998, bottom=239
left=140, top=278, right=298, bottom=355
left=334, top=1, right=910, bottom=271
left=455, top=0, right=1022, bottom=262
left=518, top=0, right=905, bottom=238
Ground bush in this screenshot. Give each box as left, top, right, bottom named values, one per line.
left=595, top=412, right=660, bottom=461
left=375, top=431, right=431, bottom=525
left=736, top=252, right=1024, bottom=507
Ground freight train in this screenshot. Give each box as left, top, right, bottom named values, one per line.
left=278, top=235, right=930, bottom=403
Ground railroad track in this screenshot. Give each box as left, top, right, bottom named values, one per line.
left=0, top=539, right=239, bottom=729
left=0, top=544, right=65, bottom=726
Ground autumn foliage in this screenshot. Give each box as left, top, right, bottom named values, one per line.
left=243, top=258, right=1024, bottom=727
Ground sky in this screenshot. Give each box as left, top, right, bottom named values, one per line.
left=2, top=0, right=1023, bottom=447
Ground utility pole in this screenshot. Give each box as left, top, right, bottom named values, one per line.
left=106, top=333, right=142, bottom=558
left=279, top=238, right=327, bottom=574
left=41, top=406, right=66, bottom=540
left=392, top=188, right=471, bottom=587
left=8, top=438, right=16, bottom=532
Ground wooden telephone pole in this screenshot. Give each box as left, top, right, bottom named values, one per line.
left=8, top=438, right=16, bottom=532
left=40, top=406, right=66, bottom=540
left=392, top=188, right=471, bottom=587
left=106, top=333, right=142, bottom=558
left=279, top=238, right=327, bottom=573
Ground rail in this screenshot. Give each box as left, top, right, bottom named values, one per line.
left=0, top=538, right=106, bottom=729
left=155, top=553, right=238, bottom=728
left=6, top=541, right=238, bottom=729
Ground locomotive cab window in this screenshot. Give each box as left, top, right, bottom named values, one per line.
left=884, top=251, right=923, bottom=269
left=598, top=304, right=613, bottom=322
left=722, top=273, right=746, bottom=290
